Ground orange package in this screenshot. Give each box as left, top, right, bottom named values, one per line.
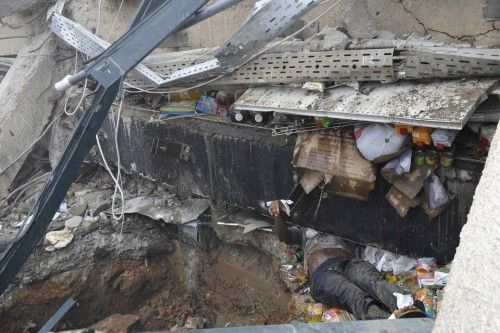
left=395, top=124, right=414, bottom=135
left=412, top=127, right=434, bottom=147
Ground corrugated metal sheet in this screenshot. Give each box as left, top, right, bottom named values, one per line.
left=234, top=79, right=499, bottom=129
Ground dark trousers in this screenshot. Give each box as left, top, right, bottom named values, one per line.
left=310, top=258, right=402, bottom=320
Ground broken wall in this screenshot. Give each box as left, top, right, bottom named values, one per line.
left=1, top=0, right=498, bottom=57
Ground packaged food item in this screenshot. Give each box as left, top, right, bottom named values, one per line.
left=412, top=127, right=434, bottom=147
left=195, top=96, right=217, bottom=114
left=413, top=149, right=425, bottom=166
left=431, top=129, right=458, bottom=150
left=439, top=151, right=454, bottom=167
left=305, top=303, right=324, bottom=323
left=480, top=125, right=497, bottom=148
left=415, top=288, right=435, bottom=318
left=425, top=149, right=439, bottom=166
left=168, top=90, right=202, bottom=102
left=416, top=257, right=437, bottom=287
left=395, top=124, right=414, bottom=135
left=322, top=308, right=341, bottom=323
left=315, top=117, right=333, bottom=129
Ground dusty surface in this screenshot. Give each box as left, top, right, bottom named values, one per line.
left=434, top=113, right=500, bottom=331
left=0, top=168, right=295, bottom=332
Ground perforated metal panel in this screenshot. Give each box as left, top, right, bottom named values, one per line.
left=160, top=0, right=324, bottom=85
left=401, top=47, right=500, bottom=80
left=49, top=13, right=164, bottom=85
left=216, top=49, right=395, bottom=84
left=214, top=0, right=324, bottom=70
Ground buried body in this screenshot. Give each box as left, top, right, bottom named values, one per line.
left=267, top=200, right=424, bottom=320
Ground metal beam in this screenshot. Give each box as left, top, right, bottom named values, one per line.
left=0, top=0, right=207, bottom=296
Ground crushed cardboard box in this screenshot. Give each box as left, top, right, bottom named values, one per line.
left=294, top=130, right=376, bottom=201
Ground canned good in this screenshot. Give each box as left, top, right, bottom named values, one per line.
left=425, top=150, right=439, bottom=166
left=414, top=150, right=425, bottom=166
left=440, top=152, right=454, bottom=167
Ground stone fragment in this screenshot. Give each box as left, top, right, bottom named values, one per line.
left=70, top=203, right=88, bottom=217
left=64, top=216, right=83, bottom=229
left=341, top=0, right=377, bottom=39
left=91, top=313, right=141, bottom=333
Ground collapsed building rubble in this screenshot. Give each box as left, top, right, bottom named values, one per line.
left=0, top=0, right=499, bottom=332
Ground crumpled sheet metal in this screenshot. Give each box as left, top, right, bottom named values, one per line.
left=122, top=196, right=209, bottom=224
left=234, top=79, right=499, bottom=130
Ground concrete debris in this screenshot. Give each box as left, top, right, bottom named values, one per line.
left=0, top=0, right=41, bottom=18
left=90, top=314, right=141, bottom=333
left=69, top=203, right=88, bottom=217
left=64, top=216, right=83, bottom=229
left=122, top=196, right=210, bottom=224
left=0, top=32, right=59, bottom=199
left=44, top=228, right=74, bottom=250
left=307, top=27, right=350, bottom=51
left=341, top=0, right=378, bottom=39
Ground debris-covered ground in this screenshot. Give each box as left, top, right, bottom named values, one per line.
left=0, top=166, right=296, bottom=332
left=0, top=0, right=499, bottom=332
left=0, top=164, right=451, bottom=332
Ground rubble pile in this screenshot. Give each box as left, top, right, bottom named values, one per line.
left=0, top=0, right=499, bottom=332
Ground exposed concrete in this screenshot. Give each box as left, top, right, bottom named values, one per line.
left=341, top=0, right=377, bottom=39
left=433, top=126, right=500, bottom=331
left=0, top=32, right=59, bottom=199
left=0, top=0, right=41, bottom=18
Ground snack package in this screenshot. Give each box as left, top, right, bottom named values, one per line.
left=395, top=124, right=414, bottom=135
left=412, top=127, right=434, bottom=147
left=415, top=288, right=435, bottom=318
left=416, top=257, right=437, bottom=287
left=322, top=309, right=341, bottom=323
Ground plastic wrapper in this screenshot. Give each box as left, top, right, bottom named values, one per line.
left=195, top=96, right=217, bottom=114
left=322, top=308, right=341, bottom=323
left=395, top=124, right=413, bottom=135
left=424, top=174, right=451, bottom=209
left=412, top=127, right=434, bottom=147
left=362, top=246, right=416, bottom=275
left=480, top=125, right=497, bottom=148
left=305, top=303, right=324, bottom=323
left=416, top=257, right=437, bottom=287
left=354, top=124, right=409, bottom=163
left=415, top=288, right=435, bottom=318
left=381, top=149, right=412, bottom=176
left=431, top=129, right=458, bottom=150
left=393, top=293, right=414, bottom=309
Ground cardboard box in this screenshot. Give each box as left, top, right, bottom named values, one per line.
left=294, top=130, right=376, bottom=201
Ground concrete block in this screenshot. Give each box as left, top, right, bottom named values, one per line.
left=0, top=32, right=59, bottom=199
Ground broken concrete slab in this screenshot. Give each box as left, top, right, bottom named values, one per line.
left=0, top=32, right=59, bottom=199
left=341, top=0, right=377, bottom=39
left=0, top=0, right=42, bottom=18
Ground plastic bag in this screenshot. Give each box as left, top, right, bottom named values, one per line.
left=424, top=174, right=450, bottom=209
left=354, top=124, right=409, bottom=163
left=362, top=246, right=416, bottom=274
left=381, top=149, right=412, bottom=176
left=431, top=129, right=458, bottom=150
